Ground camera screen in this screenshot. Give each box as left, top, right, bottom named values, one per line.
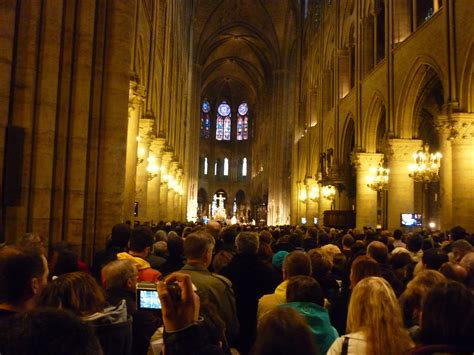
left=138, top=289, right=161, bottom=310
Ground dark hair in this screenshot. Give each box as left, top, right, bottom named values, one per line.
left=407, top=234, right=423, bottom=253
left=38, top=272, right=106, bottom=316
left=422, top=248, right=449, bottom=271
left=283, top=251, right=312, bottom=278
left=308, top=249, right=331, bottom=279
left=251, top=307, right=317, bottom=355
left=183, top=231, right=214, bottom=259
left=350, top=255, right=381, bottom=288
left=421, top=281, right=474, bottom=348
left=367, top=241, right=389, bottom=264
left=110, top=223, right=131, bottom=249
left=342, top=234, right=354, bottom=248
left=0, top=247, right=46, bottom=305
left=1, top=308, right=102, bottom=355
left=286, top=275, right=324, bottom=306
left=129, top=227, right=154, bottom=252
left=393, top=229, right=403, bottom=240
left=450, top=226, right=467, bottom=241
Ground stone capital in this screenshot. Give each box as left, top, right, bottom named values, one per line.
left=387, top=139, right=423, bottom=162
left=352, top=152, right=384, bottom=171
left=129, top=81, right=146, bottom=105
left=138, top=118, right=155, bottom=143
left=149, top=137, right=166, bottom=157
left=436, top=113, right=474, bottom=143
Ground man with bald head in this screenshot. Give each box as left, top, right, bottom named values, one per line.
left=367, top=241, right=405, bottom=296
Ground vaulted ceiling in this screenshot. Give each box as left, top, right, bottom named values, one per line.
left=192, top=0, right=301, bottom=106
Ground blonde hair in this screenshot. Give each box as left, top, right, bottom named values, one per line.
left=347, top=277, right=413, bottom=355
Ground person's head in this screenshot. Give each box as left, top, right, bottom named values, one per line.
left=367, top=241, right=389, bottom=264
left=421, top=281, right=474, bottom=348
left=449, top=226, right=467, bottom=241
left=49, top=242, right=80, bottom=277
left=129, top=226, right=154, bottom=256
left=110, top=223, right=131, bottom=249
left=1, top=308, right=102, bottom=355
left=101, top=259, right=138, bottom=290
left=350, top=255, right=381, bottom=289
left=393, top=229, right=403, bottom=241
left=286, top=275, right=324, bottom=306
left=308, top=248, right=332, bottom=279
left=306, top=227, right=318, bottom=239
left=348, top=277, right=413, bottom=355
left=399, top=270, right=447, bottom=327
left=422, top=248, right=449, bottom=270
left=154, top=230, right=168, bottom=243
left=167, top=233, right=184, bottom=259
left=212, top=250, right=233, bottom=274
left=342, top=234, right=354, bottom=249
left=460, top=252, right=474, bottom=289
left=282, top=251, right=311, bottom=280
left=450, top=239, right=472, bottom=262
left=0, top=247, right=49, bottom=311
left=38, top=272, right=106, bottom=317
left=183, top=231, right=215, bottom=267
left=439, top=262, right=468, bottom=283
left=407, top=233, right=424, bottom=253
left=320, top=244, right=341, bottom=263
left=206, top=220, right=221, bottom=240
left=252, top=307, right=317, bottom=355
left=236, top=232, right=259, bottom=255
left=259, top=230, right=273, bottom=245
left=19, top=233, right=46, bottom=255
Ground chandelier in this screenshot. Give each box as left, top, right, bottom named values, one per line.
left=322, top=185, right=336, bottom=200
left=408, top=144, right=442, bottom=183
left=367, top=162, right=389, bottom=192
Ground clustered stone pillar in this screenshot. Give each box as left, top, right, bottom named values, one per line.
left=135, top=118, right=155, bottom=221
left=159, top=151, right=174, bottom=221
left=436, top=115, right=453, bottom=230
left=318, top=185, right=332, bottom=225
left=124, top=81, right=145, bottom=221
left=387, top=139, right=422, bottom=231
left=353, top=153, right=384, bottom=229
left=449, top=113, right=474, bottom=232
left=146, top=138, right=166, bottom=223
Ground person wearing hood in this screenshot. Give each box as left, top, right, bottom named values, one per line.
left=117, top=226, right=162, bottom=282
left=281, top=275, right=338, bottom=355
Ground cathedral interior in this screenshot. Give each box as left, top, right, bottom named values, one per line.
left=1, top=0, right=473, bottom=258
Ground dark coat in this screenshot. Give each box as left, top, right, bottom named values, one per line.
left=220, top=253, right=277, bottom=353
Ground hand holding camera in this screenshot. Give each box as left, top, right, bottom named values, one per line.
left=157, top=272, right=200, bottom=332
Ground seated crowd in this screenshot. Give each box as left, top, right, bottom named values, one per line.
left=0, top=221, right=473, bottom=355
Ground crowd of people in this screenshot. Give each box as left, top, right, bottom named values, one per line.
left=0, top=220, right=473, bottom=355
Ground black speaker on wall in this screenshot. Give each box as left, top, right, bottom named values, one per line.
left=3, top=125, right=25, bottom=206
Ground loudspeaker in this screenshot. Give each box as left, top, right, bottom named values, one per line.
left=3, top=125, right=25, bottom=206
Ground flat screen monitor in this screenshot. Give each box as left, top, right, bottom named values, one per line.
left=400, top=213, right=422, bottom=227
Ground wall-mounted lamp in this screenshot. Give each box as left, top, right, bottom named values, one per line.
left=322, top=185, right=336, bottom=200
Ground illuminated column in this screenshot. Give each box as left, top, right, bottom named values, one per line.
left=353, top=153, right=383, bottom=229
left=318, top=185, right=332, bottom=225
left=167, top=161, right=179, bottom=221
left=387, top=139, right=422, bottom=230
left=146, top=138, right=166, bottom=223
left=175, top=167, right=184, bottom=220
left=158, top=151, right=173, bottom=222
left=449, top=113, right=474, bottom=232
left=124, top=82, right=146, bottom=221
left=135, top=118, right=155, bottom=221
left=306, top=177, right=319, bottom=224
left=436, top=115, right=453, bottom=230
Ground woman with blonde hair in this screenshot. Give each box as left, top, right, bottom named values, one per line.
left=327, top=277, right=414, bottom=355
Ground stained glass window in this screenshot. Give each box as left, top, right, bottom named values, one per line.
left=237, top=102, right=249, bottom=140
left=214, top=160, right=218, bottom=176
left=217, top=101, right=231, bottom=141
left=200, top=100, right=211, bottom=139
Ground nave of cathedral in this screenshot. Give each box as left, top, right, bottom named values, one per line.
left=1, top=0, right=473, bottom=257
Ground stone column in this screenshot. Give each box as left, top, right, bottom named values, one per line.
left=436, top=115, right=453, bottom=230
left=146, top=138, right=166, bottom=223
left=353, top=153, right=384, bottom=229
left=124, top=81, right=145, bottom=221
left=305, top=177, right=318, bottom=224
left=318, top=185, right=332, bottom=225
left=167, top=161, right=180, bottom=221
left=158, top=151, right=173, bottom=222
left=135, top=118, right=155, bottom=222
left=449, top=113, right=474, bottom=232
left=387, top=139, right=422, bottom=230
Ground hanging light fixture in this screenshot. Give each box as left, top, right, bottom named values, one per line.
left=322, top=185, right=336, bottom=200
left=408, top=144, right=442, bottom=183
left=367, top=162, right=389, bottom=192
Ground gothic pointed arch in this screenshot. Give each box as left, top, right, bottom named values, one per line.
left=459, top=41, right=474, bottom=112
left=364, top=90, right=387, bottom=152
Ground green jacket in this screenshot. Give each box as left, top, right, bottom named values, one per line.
left=180, top=263, right=239, bottom=346
left=282, top=301, right=339, bottom=355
